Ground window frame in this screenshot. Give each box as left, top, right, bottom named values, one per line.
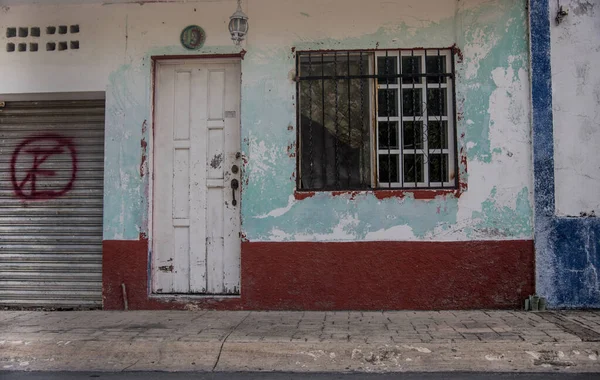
left=295, top=48, right=458, bottom=192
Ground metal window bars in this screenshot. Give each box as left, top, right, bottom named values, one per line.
left=297, top=49, right=457, bottom=191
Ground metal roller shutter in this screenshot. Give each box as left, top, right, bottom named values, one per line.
left=0, top=99, right=105, bottom=308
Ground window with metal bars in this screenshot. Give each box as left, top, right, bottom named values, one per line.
left=297, top=49, right=457, bottom=191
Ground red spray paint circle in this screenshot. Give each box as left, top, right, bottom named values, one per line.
left=10, top=133, right=78, bottom=200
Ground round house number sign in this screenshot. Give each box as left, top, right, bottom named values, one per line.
left=180, top=25, right=206, bottom=50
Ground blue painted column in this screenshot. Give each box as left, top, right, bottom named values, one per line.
left=530, top=0, right=600, bottom=308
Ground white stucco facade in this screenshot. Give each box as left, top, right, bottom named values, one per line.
left=551, top=0, right=600, bottom=217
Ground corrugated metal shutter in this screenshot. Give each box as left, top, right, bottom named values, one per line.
left=0, top=99, right=105, bottom=308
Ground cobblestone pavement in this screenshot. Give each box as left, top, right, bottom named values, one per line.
left=1, top=310, right=599, bottom=373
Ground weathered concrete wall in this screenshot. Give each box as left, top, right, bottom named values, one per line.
left=0, top=0, right=533, bottom=243
left=551, top=0, right=600, bottom=217
left=532, top=0, right=600, bottom=309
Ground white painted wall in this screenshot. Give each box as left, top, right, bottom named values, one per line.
left=551, top=0, right=600, bottom=217
left=0, top=1, right=237, bottom=93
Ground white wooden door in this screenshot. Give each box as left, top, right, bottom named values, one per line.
left=153, top=59, right=241, bottom=295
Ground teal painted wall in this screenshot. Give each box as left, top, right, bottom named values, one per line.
left=103, top=45, right=243, bottom=240
left=239, top=0, right=532, bottom=242
left=98, top=0, right=532, bottom=242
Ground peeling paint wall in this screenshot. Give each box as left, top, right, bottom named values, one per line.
left=532, top=0, right=600, bottom=309
left=0, top=0, right=533, bottom=243
left=241, top=0, right=533, bottom=243
left=551, top=0, right=600, bottom=217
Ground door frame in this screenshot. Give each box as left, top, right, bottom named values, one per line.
left=148, top=54, right=244, bottom=298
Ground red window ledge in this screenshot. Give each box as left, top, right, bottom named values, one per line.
left=294, top=188, right=464, bottom=201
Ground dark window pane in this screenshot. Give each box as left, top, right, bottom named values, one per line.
left=429, top=154, right=448, bottom=183
left=378, top=89, right=398, bottom=117
left=426, top=55, right=447, bottom=84
left=403, top=89, right=422, bottom=116
left=378, top=122, right=398, bottom=149
left=299, top=54, right=316, bottom=76
left=402, top=56, right=421, bottom=84
left=299, top=52, right=371, bottom=190
left=404, top=154, right=424, bottom=183
left=379, top=154, right=399, bottom=184
left=427, top=121, right=448, bottom=149
left=403, top=121, right=423, bottom=149
left=427, top=88, right=447, bottom=116
left=299, top=54, right=334, bottom=76
left=377, top=56, right=398, bottom=84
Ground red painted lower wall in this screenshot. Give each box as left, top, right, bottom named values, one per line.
left=103, top=240, right=534, bottom=310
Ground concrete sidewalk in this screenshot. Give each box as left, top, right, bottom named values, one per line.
left=1, top=310, right=599, bottom=373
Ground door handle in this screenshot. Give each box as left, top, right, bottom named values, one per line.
left=230, top=178, right=239, bottom=206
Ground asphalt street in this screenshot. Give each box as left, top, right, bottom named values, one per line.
left=1, top=372, right=599, bottom=380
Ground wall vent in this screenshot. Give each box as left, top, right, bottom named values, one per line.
left=4, top=25, right=81, bottom=53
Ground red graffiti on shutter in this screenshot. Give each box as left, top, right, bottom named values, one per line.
left=10, top=134, right=78, bottom=200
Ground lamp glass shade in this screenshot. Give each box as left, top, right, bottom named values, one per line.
left=229, top=16, right=248, bottom=44
left=229, top=1, right=249, bottom=45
